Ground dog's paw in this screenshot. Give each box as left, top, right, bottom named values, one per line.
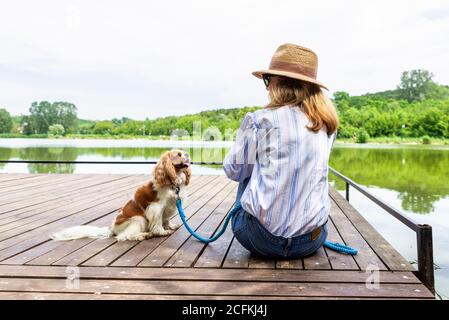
left=116, top=232, right=151, bottom=241
left=134, top=232, right=151, bottom=241
left=166, top=222, right=181, bottom=231
left=151, top=228, right=174, bottom=237
left=115, top=235, right=128, bottom=241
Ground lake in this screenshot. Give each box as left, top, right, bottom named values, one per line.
left=1, top=138, right=448, bottom=298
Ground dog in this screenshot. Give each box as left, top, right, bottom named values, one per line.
left=50, top=149, right=191, bottom=241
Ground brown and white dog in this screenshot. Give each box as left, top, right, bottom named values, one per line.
left=50, top=150, right=191, bottom=241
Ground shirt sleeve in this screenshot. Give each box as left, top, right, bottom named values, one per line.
left=332, top=131, right=337, bottom=147
left=223, top=112, right=258, bottom=182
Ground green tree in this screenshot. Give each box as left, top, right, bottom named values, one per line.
left=93, top=121, right=115, bottom=134
left=397, top=69, right=434, bottom=102
left=28, top=101, right=78, bottom=134
left=333, top=91, right=351, bottom=112
left=48, top=124, right=65, bottom=137
left=0, top=108, right=13, bottom=133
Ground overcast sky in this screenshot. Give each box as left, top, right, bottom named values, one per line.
left=1, top=0, right=449, bottom=120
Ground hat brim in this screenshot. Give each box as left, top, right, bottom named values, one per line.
left=252, top=70, right=328, bottom=91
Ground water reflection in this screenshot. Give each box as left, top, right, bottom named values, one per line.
left=1, top=144, right=448, bottom=214
left=329, top=147, right=449, bottom=214
left=19, top=147, right=77, bottom=174
left=0, top=148, right=12, bottom=170
left=0, top=146, right=228, bottom=174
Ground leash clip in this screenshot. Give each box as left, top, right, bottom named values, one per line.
left=175, top=186, right=180, bottom=200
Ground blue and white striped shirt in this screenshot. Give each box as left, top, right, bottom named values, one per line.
left=223, top=105, right=336, bottom=238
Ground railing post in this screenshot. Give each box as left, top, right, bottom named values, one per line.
left=345, top=182, right=349, bottom=201
left=416, top=224, right=435, bottom=293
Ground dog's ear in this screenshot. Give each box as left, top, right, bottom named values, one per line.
left=182, top=167, right=192, bottom=186
left=154, top=151, right=178, bottom=186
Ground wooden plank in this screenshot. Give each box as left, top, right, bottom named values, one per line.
left=249, top=254, right=276, bottom=269
left=111, top=176, right=223, bottom=267
left=329, top=187, right=414, bottom=271
left=0, top=292, right=429, bottom=300
left=0, top=265, right=424, bottom=284
left=275, top=216, right=357, bottom=271
left=52, top=238, right=116, bottom=266
left=0, top=174, right=72, bottom=191
left=0, top=174, right=65, bottom=190
left=22, top=213, right=115, bottom=266
left=0, top=175, right=100, bottom=213
left=82, top=177, right=220, bottom=267
left=0, top=174, right=205, bottom=222
left=0, top=174, right=135, bottom=215
left=0, top=181, right=144, bottom=259
left=28, top=238, right=96, bottom=266
left=0, top=175, right=144, bottom=241
left=81, top=240, right=136, bottom=267
left=329, top=200, right=388, bottom=271
left=0, top=174, right=39, bottom=184
left=28, top=179, right=206, bottom=265
left=184, top=175, right=219, bottom=195
left=222, top=237, right=250, bottom=268
left=324, top=216, right=360, bottom=270
left=138, top=176, right=232, bottom=267
left=164, top=186, right=237, bottom=267
left=0, top=277, right=434, bottom=298
left=0, top=238, right=64, bottom=265
left=110, top=236, right=167, bottom=267
left=0, top=178, right=146, bottom=261
left=0, top=175, right=432, bottom=300
left=0, top=174, right=94, bottom=203
left=303, top=247, right=332, bottom=270
left=193, top=196, right=237, bottom=268
left=0, top=175, right=139, bottom=232
left=81, top=177, right=210, bottom=267
left=193, top=227, right=234, bottom=268
left=0, top=174, right=134, bottom=209
left=138, top=177, right=233, bottom=267
left=276, top=259, right=303, bottom=269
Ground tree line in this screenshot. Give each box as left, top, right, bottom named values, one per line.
left=0, top=70, right=448, bottom=141
left=335, top=70, right=449, bottom=141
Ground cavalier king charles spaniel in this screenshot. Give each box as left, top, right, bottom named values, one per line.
left=50, top=149, right=191, bottom=241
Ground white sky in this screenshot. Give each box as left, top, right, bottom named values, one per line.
left=1, top=0, right=449, bottom=120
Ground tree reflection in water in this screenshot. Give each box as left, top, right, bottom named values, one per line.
left=329, top=146, right=449, bottom=214
left=1, top=144, right=448, bottom=215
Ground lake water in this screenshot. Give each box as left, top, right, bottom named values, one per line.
left=1, top=138, right=448, bottom=298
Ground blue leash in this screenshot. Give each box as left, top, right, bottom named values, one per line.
left=176, top=198, right=241, bottom=244
left=175, top=190, right=357, bottom=254
left=323, top=241, right=358, bottom=255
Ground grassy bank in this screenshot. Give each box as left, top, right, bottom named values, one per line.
left=0, top=133, right=178, bottom=140
left=1, top=133, right=449, bottom=145
left=337, top=137, right=449, bottom=145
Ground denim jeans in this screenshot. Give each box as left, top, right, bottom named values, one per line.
left=231, top=177, right=328, bottom=259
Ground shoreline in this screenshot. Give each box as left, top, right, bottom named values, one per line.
left=1, top=136, right=449, bottom=148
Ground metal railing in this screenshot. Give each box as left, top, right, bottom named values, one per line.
left=329, top=167, right=434, bottom=293
left=0, top=159, right=435, bottom=292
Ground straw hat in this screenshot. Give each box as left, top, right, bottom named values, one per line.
left=252, top=43, right=328, bottom=90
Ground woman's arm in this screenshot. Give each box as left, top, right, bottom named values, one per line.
left=223, top=112, right=258, bottom=182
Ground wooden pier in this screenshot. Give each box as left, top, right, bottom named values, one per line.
left=0, top=174, right=435, bottom=299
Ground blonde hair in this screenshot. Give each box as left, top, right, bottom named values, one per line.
left=267, top=77, right=338, bottom=135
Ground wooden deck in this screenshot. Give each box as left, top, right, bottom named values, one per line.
left=0, top=174, right=434, bottom=299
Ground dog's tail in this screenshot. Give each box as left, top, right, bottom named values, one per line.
left=50, top=225, right=113, bottom=241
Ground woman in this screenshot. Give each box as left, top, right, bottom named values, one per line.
left=223, top=43, right=338, bottom=259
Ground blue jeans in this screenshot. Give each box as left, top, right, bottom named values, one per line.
left=231, top=177, right=328, bottom=259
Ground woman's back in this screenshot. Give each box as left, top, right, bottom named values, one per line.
left=224, top=105, right=336, bottom=238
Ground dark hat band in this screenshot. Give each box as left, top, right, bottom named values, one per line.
left=269, top=60, right=317, bottom=79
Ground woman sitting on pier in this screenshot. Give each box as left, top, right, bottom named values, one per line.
left=223, top=43, right=339, bottom=259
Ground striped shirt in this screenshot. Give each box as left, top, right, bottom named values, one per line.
left=223, top=105, right=336, bottom=238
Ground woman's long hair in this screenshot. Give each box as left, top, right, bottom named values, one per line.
left=267, top=76, right=338, bottom=135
